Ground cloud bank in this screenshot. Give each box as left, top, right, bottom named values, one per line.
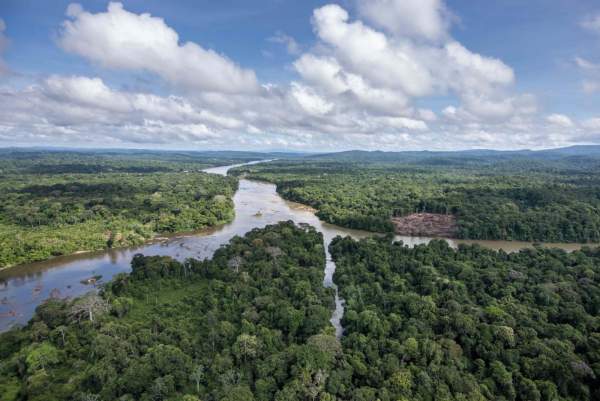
left=0, top=1, right=598, bottom=150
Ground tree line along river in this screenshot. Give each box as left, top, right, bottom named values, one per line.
left=0, top=161, right=590, bottom=333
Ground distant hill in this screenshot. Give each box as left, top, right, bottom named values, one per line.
left=306, top=145, right=600, bottom=164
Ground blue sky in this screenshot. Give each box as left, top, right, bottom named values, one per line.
left=0, top=0, right=599, bottom=150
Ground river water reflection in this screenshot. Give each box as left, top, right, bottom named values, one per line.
left=0, top=162, right=592, bottom=332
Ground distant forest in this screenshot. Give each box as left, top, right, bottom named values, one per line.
left=0, top=150, right=257, bottom=268
left=235, top=150, right=600, bottom=243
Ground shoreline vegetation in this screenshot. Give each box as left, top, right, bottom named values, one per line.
left=233, top=153, right=600, bottom=244
left=0, top=173, right=238, bottom=270
left=0, top=222, right=231, bottom=273
left=5, top=146, right=600, bottom=270
left=0, top=222, right=337, bottom=401
left=0, top=150, right=272, bottom=270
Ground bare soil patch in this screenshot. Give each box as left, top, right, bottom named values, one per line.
left=391, top=213, right=458, bottom=237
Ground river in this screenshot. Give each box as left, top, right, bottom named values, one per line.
left=0, top=161, right=591, bottom=333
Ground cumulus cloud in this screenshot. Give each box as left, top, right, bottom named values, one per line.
left=0, top=1, right=597, bottom=150
left=581, top=13, right=600, bottom=33
left=582, top=118, right=600, bottom=129
left=268, top=31, right=301, bottom=55
left=0, top=75, right=254, bottom=143
left=546, top=114, right=574, bottom=128
left=295, top=2, right=518, bottom=123
left=290, top=83, right=334, bottom=116
left=59, top=2, right=259, bottom=94
left=358, top=0, right=452, bottom=41
left=311, top=5, right=433, bottom=97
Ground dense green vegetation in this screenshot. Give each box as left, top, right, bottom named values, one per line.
left=235, top=155, right=600, bottom=242
left=0, top=149, right=273, bottom=175
left=2, top=222, right=600, bottom=400
left=0, top=222, right=337, bottom=401
left=331, top=235, right=600, bottom=400
left=0, top=150, right=251, bottom=268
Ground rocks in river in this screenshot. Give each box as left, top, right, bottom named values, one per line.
left=32, top=284, right=43, bottom=297
left=80, top=275, right=102, bottom=285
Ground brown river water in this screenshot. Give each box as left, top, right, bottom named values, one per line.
left=0, top=161, right=591, bottom=333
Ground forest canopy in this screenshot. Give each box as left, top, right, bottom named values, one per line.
left=0, top=151, right=250, bottom=269
left=0, top=222, right=336, bottom=401
left=1, top=222, right=600, bottom=400
left=330, top=235, right=600, bottom=400
left=234, top=156, right=600, bottom=243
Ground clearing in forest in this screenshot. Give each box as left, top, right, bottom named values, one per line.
left=391, top=213, right=458, bottom=237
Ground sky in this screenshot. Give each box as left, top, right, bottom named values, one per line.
left=0, top=0, right=599, bottom=151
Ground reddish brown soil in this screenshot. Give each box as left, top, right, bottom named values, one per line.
left=391, top=213, right=458, bottom=237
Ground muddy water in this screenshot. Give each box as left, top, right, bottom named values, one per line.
left=0, top=161, right=593, bottom=333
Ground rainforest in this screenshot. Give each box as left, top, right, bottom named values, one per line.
left=1, top=222, right=599, bottom=400
left=235, top=151, right=600, bottom=243
left=0, top=150, right=261, bottom=268
left=1, top=148, right=600, bottom=401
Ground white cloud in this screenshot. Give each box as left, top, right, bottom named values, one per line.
left=379, top=116, right=428, bottom=130
left=293, top=53, right=410, bottom=114
left=59, top=2, right=259, bottom=94
left=357, top=0, right=451, bottom=41
left=575, top=57, right=600, bottom=94
left=581, top=13, right=600, bottom=33
left=575, top=56, right=600, bottom=71
left=301, top=3, right=517, bottom=121
left=0, top=1, right=598, bottom=151
left=443, top=41, right=514, bottom=90
left=268, top=31, right=301, bottom=55
left=546, top=113, right=574, bottom=128
left=290, top=83, right=333, bottom=115
left=312, top=5, right=433, bottom=97
left=582, top=118, right=600, bottom=129
left=44, top=75, right=131, bottom=113
left=418, top=109, right=437, bottom=121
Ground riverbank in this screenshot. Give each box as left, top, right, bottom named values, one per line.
left=0, top=168, right=240, bottom=271
left=249, top=176, right=599, bottom=250
left=2, top=163, right=598, bottom=332
left=0, top=220, right=235, bottom=273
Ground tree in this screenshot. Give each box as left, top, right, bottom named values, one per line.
left=234, top=334, right=259, bottom=363
left=227, top=256, right=244, bottom=274
left=303, top=369, right=328, bottom=401
left=26, top=342, right=60, bottom=372
left=79, top=394, right=101, bottom=401
left=190, top=364, right=205, bottom=394
left=69, top=293, right=109, bottom=323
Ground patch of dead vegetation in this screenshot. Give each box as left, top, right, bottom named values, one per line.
left=391, top=213, right=457, bottom=237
